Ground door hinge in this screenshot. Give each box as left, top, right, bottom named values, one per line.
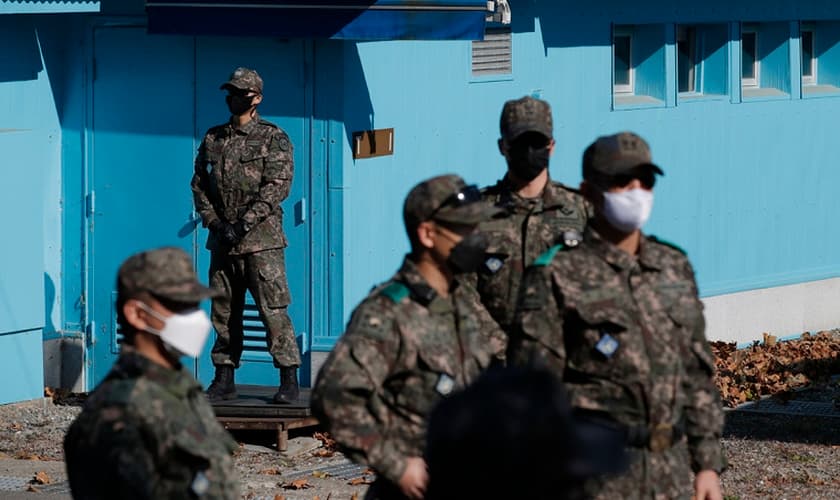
left=86, top=191, right=95, bottom=217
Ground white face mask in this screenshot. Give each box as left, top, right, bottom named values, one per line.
left=137, top=302, right=212, bottom=358
left=601, top=188, right=654, bottom=233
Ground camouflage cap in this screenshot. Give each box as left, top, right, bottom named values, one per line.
left=220, top=67, right=263, bottom=94
left=117, top=247, right=221, bottom=303
left=403, top=174, right=501, bottom=231
left=583, top=131, right=665, bottom=180
left=500, top=96, right=553, bottom=143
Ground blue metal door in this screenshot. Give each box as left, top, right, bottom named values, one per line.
left=89, top=28, right=311, bottom=387
left=89, top=27, right=197, bottom=385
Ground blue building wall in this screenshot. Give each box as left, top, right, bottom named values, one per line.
left=333, top=0, right=840, bottom=335
left=6, top=0, right=840, bottom=399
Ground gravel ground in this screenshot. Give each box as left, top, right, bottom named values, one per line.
left=1, top=388, right=838, bottom=499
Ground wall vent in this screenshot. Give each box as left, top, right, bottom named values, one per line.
left=472, top=27, right=512, bottom=77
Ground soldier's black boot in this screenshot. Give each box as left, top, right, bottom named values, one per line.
left=206, top=365, right=237, bottom=402
left=273, top=366, right=299, bottom=404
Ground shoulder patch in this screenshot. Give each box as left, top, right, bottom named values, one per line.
left=533, top=244, right=565, bottom=267
left=650, top=235, right=687, bottom=255
left=380, top=282, right=410, bottom=304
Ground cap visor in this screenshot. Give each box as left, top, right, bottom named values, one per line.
left=220, top=82, right=248, bottom=91
left=434, top=202, right=504, bottom=226
left=156, top=283, right=223, bottom=302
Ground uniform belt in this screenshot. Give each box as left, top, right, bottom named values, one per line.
left=626, top=421, right=685, bottom=452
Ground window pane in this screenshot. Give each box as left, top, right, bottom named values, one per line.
left=742, top=32, right=757, bottom=80
left=614, top=35, right=631, bottom=87
left=802, top=30, right=814, bottom=78
left=677, top=26, right=696, bottom=93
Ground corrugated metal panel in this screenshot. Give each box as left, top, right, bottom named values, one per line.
left=0, top=1, right=100, bottom=14
left=471, top=27, right=512, bottom=76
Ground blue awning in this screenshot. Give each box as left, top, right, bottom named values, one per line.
left=146, top=1, right=491, bottom=40
left=0, top=1, right=99, bottom=14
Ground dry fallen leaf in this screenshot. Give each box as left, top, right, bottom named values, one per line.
left=282, top=478, right=312, bottom=490
left=15, top=452, right=41, bottom=461
left=348, top=477, right=374, bottom=486
left=311, top=470, right=330, bottom=479
left=351, top=493, right=359, bottom=500
left=312, top=449, right=335, bottom=458
left=9, top=422, right=21, bottom=431
left=273, top=495, right=285, bottom=500
left=26, top=485, right=40, bottom=493
left=32, top=471, right=51, bottom=485
left=259, top=468, right=281, bottom=475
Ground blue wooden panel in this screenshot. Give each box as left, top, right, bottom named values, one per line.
left=0, top=329, right=44, bottom=404
left=0, top=131, right=46, bottom=334
left=0, top=1, right=99, bottom=14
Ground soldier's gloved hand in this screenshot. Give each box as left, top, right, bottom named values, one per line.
left=221, top=223, right=243, bottom=247
left=208, top=219, right=226, bottom=235
left=231, top=220, right=249, bottom=241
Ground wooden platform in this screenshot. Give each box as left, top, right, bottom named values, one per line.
left=211, top=385, right=319, bottom=451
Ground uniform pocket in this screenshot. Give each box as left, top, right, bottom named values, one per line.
left=257, top=264, right=291, bottom=308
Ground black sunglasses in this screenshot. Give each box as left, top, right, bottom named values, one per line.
left=430, top=185, right=482, bottom=218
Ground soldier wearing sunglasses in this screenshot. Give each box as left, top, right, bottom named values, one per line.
left=476, top=96, right=590, bottom=334
left=312, top=175, right=506, bottom=500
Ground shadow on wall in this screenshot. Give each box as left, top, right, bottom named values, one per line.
left=0, top=17, right=42, bottom=83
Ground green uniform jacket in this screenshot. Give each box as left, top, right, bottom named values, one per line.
left=476, top=176, right=589, bottom=331
left=511, top=228, right=725, bottom=499
left=311, top=258, right=505, bottom=487
left=64, top=349, right=239, bottom=499
left=191, top=113, right=293, bottom=255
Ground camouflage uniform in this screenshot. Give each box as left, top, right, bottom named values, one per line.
left=191, top=68, right=300, bottom=369
left=475, top=95, right=589, bottom=332
left=511, top=229, right=725, bottom=499
left=511, top=130, right=725, bottom=499
left=64, top=349, right=239, bottom=499
left=478, top=178, right=588, bottom=331
left=64, top=246, right=238, bottom=499
left=311, top=175, right=505, bottom=499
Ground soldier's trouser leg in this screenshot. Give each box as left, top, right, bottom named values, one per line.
left=210, top=251, right=247, bottom=368
left=246, top=248, right=301, bottom=368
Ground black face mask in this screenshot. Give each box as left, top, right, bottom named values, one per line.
left=226, top=94, right=254, bottom=116
left=447, top=232, right=489, bottom=274
left=507, top=143, right=550, bottom=182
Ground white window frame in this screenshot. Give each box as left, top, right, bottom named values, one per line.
left=801, top=23, right=817, bottom=86
left=613, top=27, right=634, bottom=95
left=677, top=25, right=700, bottom=94
left=741, top=27, right=759, bottom=87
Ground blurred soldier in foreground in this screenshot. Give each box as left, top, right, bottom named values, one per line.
left=191, top=67, right=301, bottom=404
left=311, top=175, right=506, bottom=500
left=510, top=132, right=725, bottom=500
left=64, top=247, right=239, bottom=499
left=425, top=366, right=628, bottom=500
left=476, top=96, right=589, bottom=333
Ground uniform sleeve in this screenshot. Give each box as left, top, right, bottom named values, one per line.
left=310, top=300, right=408, bottom=484
left=241, top=129, right=294, bottom=227
left=680, top=260, right=726, bottom=474
left=509, top=264, right=567, bottom=374
left=65, top=406, right=158, bottom=500
left=191, top=136, right=221, bottom=227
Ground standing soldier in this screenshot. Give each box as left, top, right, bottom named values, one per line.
left=476, top=95, right=589, bottom=333
left=311, top=175, right=506, bottom=500
left=510, top=132, right=725, bottom=500
left=64, top=247, right=239, bottom=499
left=191, top=67, right=302, bottom=404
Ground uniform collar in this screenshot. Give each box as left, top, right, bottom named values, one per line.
left=228, top=112, right=261, bottom=135
left=492, top=174, right=572, bottom=212
left=114, top=347, right=201, bottom=398
left=396, top=256, right=460, bottom=307
left=584, top=226, right=640, bottom=272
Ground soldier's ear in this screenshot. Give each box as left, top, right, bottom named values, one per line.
left=497, top=138, right=506, bottom=157
left=548, top=139, right=556, bottom=156
left=416, top=221, right=436, bottom=250
left=252, top=93, right=263, bottom=106
left=123, top=300, right=150, bottom=332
